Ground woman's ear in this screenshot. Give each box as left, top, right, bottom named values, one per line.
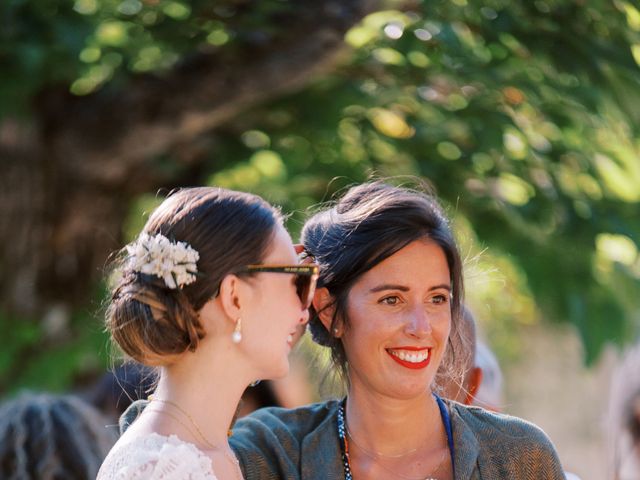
left=217, top=274, right=242, bottom=321
left=313, top=287, right=341, bottom=337
left=464, top=367, right=483, bottom=406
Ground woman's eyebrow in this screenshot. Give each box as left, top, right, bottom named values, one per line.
left=369, top=284, right=410, bottom=293
left=369, top=283, right=451, bottom=293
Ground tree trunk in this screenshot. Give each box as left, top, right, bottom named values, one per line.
left=0, top=0, right=377, bottom=321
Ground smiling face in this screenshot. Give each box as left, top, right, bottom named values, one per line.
left=239, top=223, right=310, bottom=379
left=340, top=239, right=452, bottom=399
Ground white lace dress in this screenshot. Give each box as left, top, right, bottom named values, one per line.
left=97, top=433, right=227, bottom=480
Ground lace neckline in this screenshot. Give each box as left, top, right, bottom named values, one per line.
left=124, top=431, right=239, bottom=463
left=100, top=430, right=223, bottom=480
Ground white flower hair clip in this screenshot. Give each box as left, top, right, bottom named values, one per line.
left=126, top=233, right=200, bottom=289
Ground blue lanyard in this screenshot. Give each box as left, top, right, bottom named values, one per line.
left=435, top=394, right=456, bottom=477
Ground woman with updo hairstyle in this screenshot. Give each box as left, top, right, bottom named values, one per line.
left=229, top=181, right=565, bottom=479
left=98, top=187, right=318, bottom=480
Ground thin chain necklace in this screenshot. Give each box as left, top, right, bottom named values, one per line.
left=348, top=428, right=447, bottom=480
left=147, top=396, right=242, bottom=479
left=337, top=401, right=447, bottom=480
left=346, top=425, right=420, bottom=458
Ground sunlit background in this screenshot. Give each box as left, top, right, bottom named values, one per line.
left=2, top=1, right=640, bottom=478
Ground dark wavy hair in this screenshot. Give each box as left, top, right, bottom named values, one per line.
left=0, top=393, right=116, bottom=480
left=300, top=181, right=465, bottom=390
left=106, top=187, right=282, bottom=366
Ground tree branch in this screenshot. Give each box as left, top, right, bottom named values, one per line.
left=0, top=0, right=378, bottom=315
left=49, top=0, right=378, bottom=186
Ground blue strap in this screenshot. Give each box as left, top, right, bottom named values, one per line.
left=435, top=394, right=456, bottom=478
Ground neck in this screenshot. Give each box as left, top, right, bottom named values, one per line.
left=151, top=338, right=252, bottom=447
left=345, top=384, right=444, bottom=456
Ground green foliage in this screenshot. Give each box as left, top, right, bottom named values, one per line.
left=0, top=0, right=298, bottom=115
left=0, top=313, right=41, bottom=385
left=3, top=0, right=640, bottom=391
left=13, top=316, right=110, bottom=392
left=204, top=1, right=640, bottom=363
left=0, top=300, right=111, bottom=394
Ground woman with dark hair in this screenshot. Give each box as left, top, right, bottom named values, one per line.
left=0, top=393, right=116, bottom=480
left=98, top=187, right=318, bottom=479
left=230, top=181, right=564, bottom=479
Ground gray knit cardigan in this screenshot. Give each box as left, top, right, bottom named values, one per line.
left=229, top=399, right=566, bottom=480
left=121, top=398, right=565, bottom=479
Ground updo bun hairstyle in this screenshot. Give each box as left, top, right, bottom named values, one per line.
left=106, top=187, right=282, bottom=366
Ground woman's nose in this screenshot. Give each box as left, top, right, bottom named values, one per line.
left=404, top=307, right=432, bottom=337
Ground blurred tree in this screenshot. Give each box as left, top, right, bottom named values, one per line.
left=1, top=0, right=639, bottom=390
left=207, top=0, right=640, bottom=364
left=0, top=0, right=377, bottom=391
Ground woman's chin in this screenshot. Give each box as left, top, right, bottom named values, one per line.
left=379, top=380, right=435, bottom=400
left=260, top=361, right=290, bottom=381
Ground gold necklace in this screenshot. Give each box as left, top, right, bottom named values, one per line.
left=147, top=396, right=242, bottom=479
left=346, top=426, right=447, bottom=480
left=148, top=396, right=218, bottom=449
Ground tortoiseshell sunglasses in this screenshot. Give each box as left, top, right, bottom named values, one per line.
left=238, top=264, right=319, bottom=309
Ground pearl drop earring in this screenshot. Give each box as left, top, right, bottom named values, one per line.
left=232, top=317, right=242, bottom=343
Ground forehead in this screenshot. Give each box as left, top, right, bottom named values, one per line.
left=263, top=223, right=297, bottom=263
left=356, top=239, right=450, bottom=288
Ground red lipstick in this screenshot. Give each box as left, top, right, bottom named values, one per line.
left=386, top=347, right=431, bottom=370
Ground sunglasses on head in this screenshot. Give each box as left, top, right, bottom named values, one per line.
left=239, top=264, right=319, bottom=309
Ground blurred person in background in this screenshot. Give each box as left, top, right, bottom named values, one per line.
left=85, top=362, right=155, bottom=421
left=471, top=340, right=504, bottom=412
left=438, top=304, right=503, bottom=411
left=0, top=392, right=116, bottom=480
left=439, top=305, right=483, bottom=406
left=440, top=311, right=582, bottom=479
left=608, top=341, right=640, bottom=480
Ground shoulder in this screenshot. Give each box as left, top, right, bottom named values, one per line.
left=98, top=433, right=216, bottom=480
left=230, top=400, right=340, bottom=479
left=447, top=401, right=565, bottom=476
left=231, top=399, right=339, bottom=445
left=451, top=402, right=556, bottom=447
